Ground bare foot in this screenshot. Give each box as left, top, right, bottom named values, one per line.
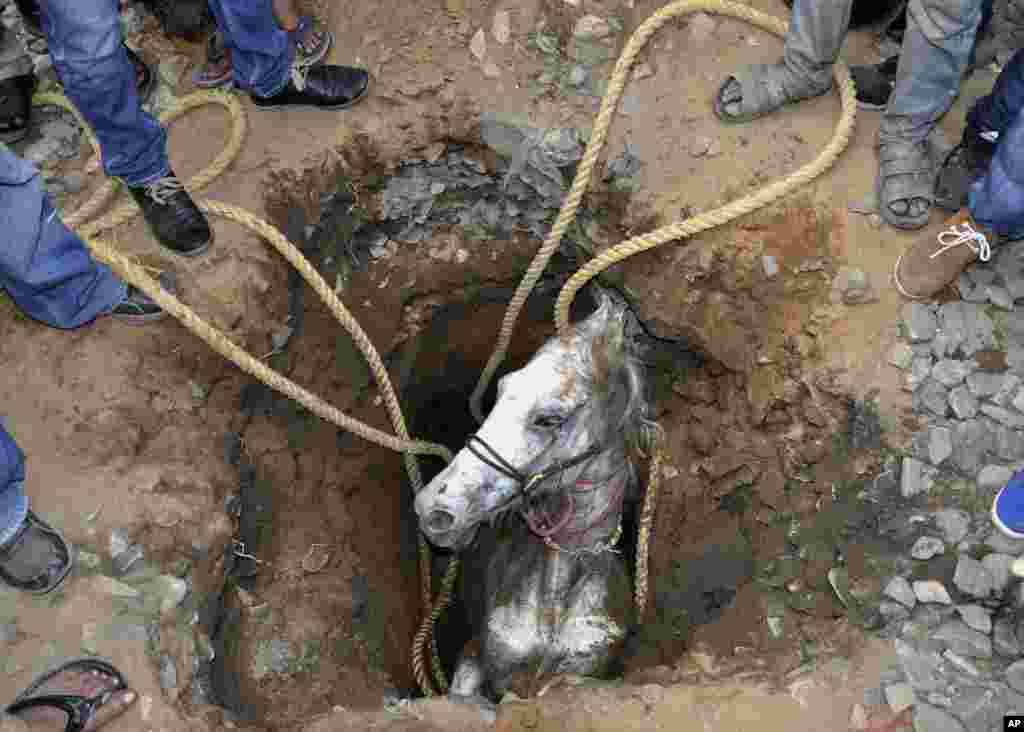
left=9, top=666, right=136, bottom=731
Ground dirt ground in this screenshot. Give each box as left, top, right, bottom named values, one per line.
left=0, top=0, right=1002, bottom=729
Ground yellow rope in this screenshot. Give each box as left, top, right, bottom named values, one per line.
left=468, top=0, right=857, bottom=641
left=32, top=87, right=453, bottom=695
left=34, top=0, right=858, bottom=696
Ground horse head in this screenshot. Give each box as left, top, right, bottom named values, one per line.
left=414, top=292, right=653, bottom=550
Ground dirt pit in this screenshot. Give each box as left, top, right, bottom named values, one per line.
left=168, top=127, right=911, bottom=731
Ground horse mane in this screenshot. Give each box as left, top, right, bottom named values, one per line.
left=553, top=290, right=660, bottom=463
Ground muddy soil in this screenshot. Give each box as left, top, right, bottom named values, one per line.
left=0, top=0, right=1000, bottom=729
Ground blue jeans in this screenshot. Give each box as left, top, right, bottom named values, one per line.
left=967, top=48, right=1024, bottom=239
left=37, top=0, right=291, bottom=187
left=0, top=142, right=125, bottom=546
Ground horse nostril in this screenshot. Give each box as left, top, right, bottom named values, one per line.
left=426, top=509, right=456, bottom=534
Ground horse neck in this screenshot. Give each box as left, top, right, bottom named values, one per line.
left=545, top=446, right=630, bottom=552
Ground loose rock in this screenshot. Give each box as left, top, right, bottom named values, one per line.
left=910, top=536, right=946, bottom=560
left=978, top=464, right=1013, bottom=492
left=885, top=576, right=918, bottom=608
left=994, top=617, right=1022, bottom=656
left=884, top=682, right=916, bottom=713
left=889, top=343, right=915, bottom=370
left=986, top=284, right=1014, bottom=310
left=907, top=357, right=932, bottom=391
left=913, top=580, right=952, bottom=605
left=933, top=509, right=970, bottom=544
left=948, top=386, right=979, bottom=420
left=953, top=555, right=995, bottom=598
left=981, top=552, right=1013, bottom=592
left=917, top=380, right=949, bottom=417
left=928, top=428, right=953, bottom=466
left=913, top=703, right=967, bottom=732
left=932, top=620, right=993, bottom=657
left=902, top=458, right=929, bottom=498
left=905, top=303, right=938, bottom=342
left=932, top=359, right=971, bottom=388
left=1007, top=659, right=1024, bottom=693
left=955, top=604, right=992, bottom=634
left=966, top=371, right=1004, bottom=398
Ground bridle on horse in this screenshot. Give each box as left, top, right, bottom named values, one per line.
left=465, top=434, right=603, bottom=505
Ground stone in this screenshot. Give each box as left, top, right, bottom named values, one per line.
left=981, top=552, right=1014, bottom=592
left=933, top=509, right=971, bottom=544
left=568, top=65, right=588, bottom=87
left=911, top=536, right=946, bottom=560
left=932, top=620, right=993, bottom=657
left=932, top=359, right=972, bottom=388
left=969, top=266, right=997, bottom=286
left=902, top=458, right=929, bottom=498
left=907, top=357, right=933, bottom=392
left=962, top=304, right=997, bottom=356
left=913, top=703, right=967, bottom=732
left=913, top=580, right=953, bottom=605
left=966, top=371, right=1004, bottom=398
left=928, top=428, right=954, bottom=466
left=895, top=639, right=945, bottom=691
left=994, top=617, right=1021, bottom=656
left=0, top=622, right=16, bottom=644
left=978, top=464, right=1013, bottom=491
left=985, top=529, right=1024, bottom=555
left=492, top=10, right=511, bottom=44
left=948, top=386, right=979, bottom=420
left=953, top=555, right=996, bottom=598
left=995, top=424, right=1024, bottom=462
left=953, top=420, right=993, bottom=476
left=987, top=284, right=1015, bottom=310
left=913, top=604, right=956, bottom=628
left=159, top=654, right=177, bottom=691
left=687, top=12, right=718, bottom=42
left=1007, top=659, right=1024, bottom=693
left=918, top=380, right=949, bottom=417
left=109, top=528, right=131, bottom=558
left=993, top=374, right=1023, bottom=407
left=955, top=604, right=992, bottom=634
left=941, top=650, right=981, bottom=675
left=879, top=600, right=911, bottom=622
left=762, top=255, right=779, bottom=279
left=885, top=576, right=918, bottom=608
left=889, top=343, right=915, bottom=369
left=884, top=682, right=916, bottom=713
left=470, top=28, right=487, bottom=61
left=1014, top=388, right=1024, bottom=415
left=573, top=14, right=612, bottom=40
left=905, top=303, right=938, bottom=342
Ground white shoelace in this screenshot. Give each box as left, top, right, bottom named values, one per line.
left=144, top=176, right=184, bottom=205
left=931, top=221, right=992, bottom=263
left=894, top=220, right=992, bottom=300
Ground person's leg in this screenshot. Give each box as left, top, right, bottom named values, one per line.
left=207, top=0, right=291, bottom=98
left=714, top=0, right=853, bottom=122
left=38, top=0, right=165, bottom=187
left=0, top=424, right=27, bottom=551
left=0, top=143, right=126, bottom=328
left=893, top=51, right=1024, bottom=300
left=876, top=0, right=983, bottom=230
left=209, top=0, right=368, bottom=110
left=39, top=0, right=211, bottom=256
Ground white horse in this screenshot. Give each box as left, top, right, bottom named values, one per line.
left=414, top=294, right=656, bottom=700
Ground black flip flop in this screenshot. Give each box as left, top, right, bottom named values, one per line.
left=0, top=510, right=73, bottom=595
left=5, top=657, right=130, bottom=732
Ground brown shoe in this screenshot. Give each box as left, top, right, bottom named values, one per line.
left=894, top=208, right=995, bottom=300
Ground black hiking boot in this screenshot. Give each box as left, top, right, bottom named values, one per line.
left=110, top=286, right=165, bottom=323
left=934, top=121, right=998, bottom=212
left=126, top=171, right=212, bottom=257
left=251, top=64, right=369, bottom=111
left=851, top=55, right=899, bottom=110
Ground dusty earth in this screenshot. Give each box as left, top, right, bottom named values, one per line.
left=0, top=0, right=1004, bottom=729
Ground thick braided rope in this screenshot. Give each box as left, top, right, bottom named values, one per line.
left=469, top=0, right=857, bottom=418
left=32, top=88, right=454, bottom=693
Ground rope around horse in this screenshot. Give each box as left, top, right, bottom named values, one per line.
left=31, top=0, right=856, bottom=700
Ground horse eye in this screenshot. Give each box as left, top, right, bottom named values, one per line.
left=533, top=414, right=565, bottom=429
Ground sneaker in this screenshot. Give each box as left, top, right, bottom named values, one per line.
left=126, top=172, right=212, bottom=257
left=251, top=63, right=369, bottom=111
left=110, top=285, right=165, bottom=323
left=893, top=208, right=995, bottom=300
left=850, top=55, right=899, bottom=110
left=290, top=16, right=334, bottom=68
left=992, top=469, right=1024, bottom=539
left=934, top=122, right=998, bottom=212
